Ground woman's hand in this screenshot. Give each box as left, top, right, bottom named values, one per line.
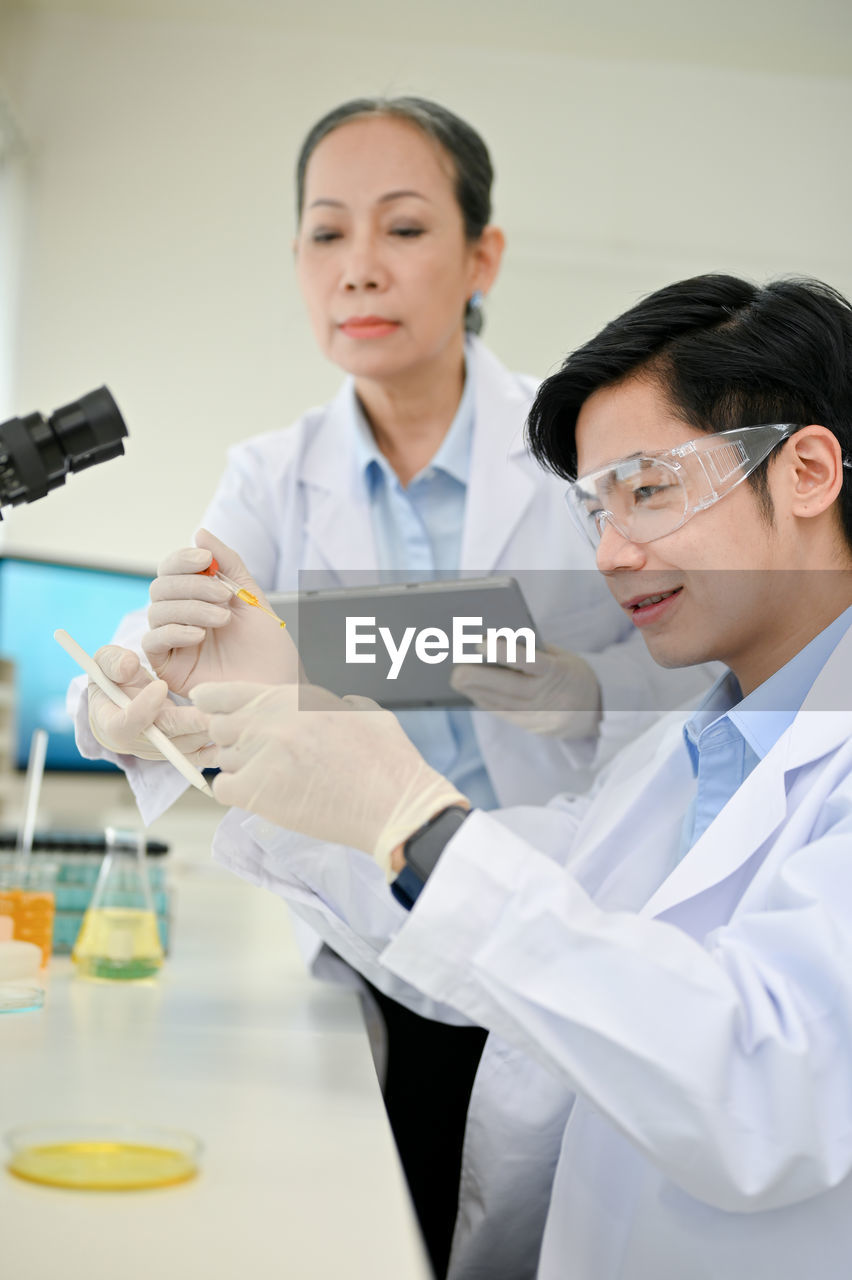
left=142, top=528, right=302, bottom=697
left=88, top=644, right=218, bottom=764
left=450, top=640, right=602, bottom=739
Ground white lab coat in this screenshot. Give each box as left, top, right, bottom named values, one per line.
left=69, top=337, right=714, bottom=824
left=212, top=625, right=852, bottom=1280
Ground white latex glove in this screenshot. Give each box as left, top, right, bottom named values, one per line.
left=450, top=639, right=602, bottom=739
left=142, top=528, right=301, bottom=698
left=190, top=681, right=467, bottom=879
left=88, top=644, right=219, bottom=765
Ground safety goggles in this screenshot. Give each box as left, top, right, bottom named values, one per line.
left=565, top=423, right=798, bottom=548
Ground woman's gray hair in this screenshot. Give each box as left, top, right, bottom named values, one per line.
left=295, top=96, right=494, bottom=334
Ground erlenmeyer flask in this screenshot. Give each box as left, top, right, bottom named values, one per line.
left=72, top=828, right=164, bottom=981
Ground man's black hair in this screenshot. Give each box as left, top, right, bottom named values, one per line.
left=526, top=273, right=852, bottom=546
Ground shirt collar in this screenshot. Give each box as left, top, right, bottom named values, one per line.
left=682, top=670, right=742, bottom=774
left=729, top=603, right=852, bottom=755
left=684, top=604, right=852, bottom=773
left=351, top=349, right=475, bottom=492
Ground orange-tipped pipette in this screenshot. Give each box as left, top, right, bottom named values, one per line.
left=200, top=558, right=286, bottom=628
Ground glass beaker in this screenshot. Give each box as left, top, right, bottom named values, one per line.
left=72, top=828, right=164, bottom=981
left=0, top=855, right=56, bottom=968
left=0, top=728, right=56, bottom=967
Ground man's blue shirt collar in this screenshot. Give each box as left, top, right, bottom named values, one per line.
left=684, top=603, right=852, bottom=774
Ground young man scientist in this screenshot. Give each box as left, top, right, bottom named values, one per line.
left=190, top=273, right=852, bottom=1280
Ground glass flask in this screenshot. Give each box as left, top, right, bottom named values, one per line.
left=72, top=828, right=164, bottom=981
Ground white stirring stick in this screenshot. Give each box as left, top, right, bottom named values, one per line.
left=14, top=728, right=48, bottom=885
left=54, top=629, right=214, bottom=798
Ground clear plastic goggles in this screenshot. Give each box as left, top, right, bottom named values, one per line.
left=565, top=423, right=797, bottom=547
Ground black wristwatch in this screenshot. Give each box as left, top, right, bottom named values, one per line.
left=402, top=804, right=472, bottom=886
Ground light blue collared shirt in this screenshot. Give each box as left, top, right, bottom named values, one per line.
left=351, top=361, right=499, bottom=812
left=680, top=604, right=852, bottom=856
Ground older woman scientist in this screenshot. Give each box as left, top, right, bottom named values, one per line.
left=70, top=97, right=714, bottom=1276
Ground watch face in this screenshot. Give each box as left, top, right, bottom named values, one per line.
left=405, top=805, right=470, bottom=884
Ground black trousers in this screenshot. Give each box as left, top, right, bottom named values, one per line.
left=363, top=980, right=488, bottom=1280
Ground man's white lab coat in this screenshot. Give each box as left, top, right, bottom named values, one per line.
left=213, top=625, right=852, bottom=1279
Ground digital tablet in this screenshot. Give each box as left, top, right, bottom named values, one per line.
left=268, top=576, right=538, bottom=709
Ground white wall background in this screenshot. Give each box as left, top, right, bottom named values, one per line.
left=0, top=0, right=851, bottom=570
left=0, top=91, right=26, bottom=419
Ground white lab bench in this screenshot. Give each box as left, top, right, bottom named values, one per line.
left=0, top=779, right=431, bottom=1280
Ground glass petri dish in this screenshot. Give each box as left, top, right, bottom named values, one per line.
left=5, top=1124, right=201, bottom=1190
left=0, top=983, right=45, bottom=1014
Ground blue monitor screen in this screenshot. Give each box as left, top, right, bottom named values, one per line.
left=0, top=556, right=153, bottom=771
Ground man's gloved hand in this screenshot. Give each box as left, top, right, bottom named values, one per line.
left=142, top=528, right=301, bottom=698
left=190, top=681, right=467, bottom=879
left=450, top=639, right=602, bottom=739
left=88, top=644, right=219, bottom=764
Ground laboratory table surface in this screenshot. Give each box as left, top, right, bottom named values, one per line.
left=0, top=846, right=431, bottom=1280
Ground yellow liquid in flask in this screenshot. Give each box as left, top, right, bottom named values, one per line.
left=72, top=907, right=164, bottom=981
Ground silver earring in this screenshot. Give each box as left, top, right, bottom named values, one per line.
left=469, top=290, right=484, bottom=310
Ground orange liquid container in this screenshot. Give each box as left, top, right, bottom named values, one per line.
left=0, top=887, right=55, bottom=966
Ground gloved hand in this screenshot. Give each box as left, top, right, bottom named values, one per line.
left=190, top=681, right=467, bottom=878
left=142, top=528, right=301, bottom=698
left=88, top=644, right=219, bottom=765
left=450, top=640, right=602, bottom=739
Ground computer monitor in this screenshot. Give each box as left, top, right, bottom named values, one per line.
left=0, top=554, right=153, bottom=770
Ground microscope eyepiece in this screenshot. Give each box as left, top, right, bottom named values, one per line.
left=0, top=386, right=128, bottom=513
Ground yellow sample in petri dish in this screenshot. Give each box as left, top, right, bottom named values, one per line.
left=5, top=1124, right=200, bottom=1190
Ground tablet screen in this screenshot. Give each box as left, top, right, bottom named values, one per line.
left=269, top=576, right=538, bottom=708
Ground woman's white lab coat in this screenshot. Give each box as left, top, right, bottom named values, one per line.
left=212, top=626, right=852, bottom=1280
left=70, top=338, right=712, bottom=824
